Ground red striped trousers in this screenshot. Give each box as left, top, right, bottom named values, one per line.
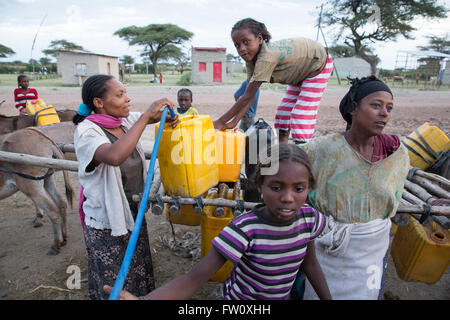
left=274, top=57, right=333, bottom=142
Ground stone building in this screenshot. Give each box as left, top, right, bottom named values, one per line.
left=331, top=57, right=371, bottom=79
left=226, top=60, right=245, bottom=76
left=191, top=47, right=227, bottom=84
left=56, top=50, right=119, bottom=85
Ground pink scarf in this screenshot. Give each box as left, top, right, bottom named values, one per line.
left=78, top=114, right=123, bottom=231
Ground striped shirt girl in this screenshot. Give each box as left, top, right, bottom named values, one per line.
left=13, top=87, right=38, bottom=113
left=212, top=204, right=325, bottom=300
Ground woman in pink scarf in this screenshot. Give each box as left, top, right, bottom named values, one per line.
left=73, top=74, right=178, bottom=300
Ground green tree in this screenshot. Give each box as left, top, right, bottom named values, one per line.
left=417, top=35, right=450, bottom=79
left=0, top=43, right=15, bottom=58
left=226, top=54, right=242, bottom=62
left=418, top=35, right=450, bottom=54
left=328, top=44, right=356, bottom=57
left=174, top=51, right=190, bottom=74
left=119, top=55, right=135, bottom=74
left=39, top=57, right=52, bottom=66
left=114, top=24, right=193, bottom=73
left=321, top=0, right=448, bottom=75
left=42, top=39, right=85, bottom=58
left=158, top=44, right=190, bottom=74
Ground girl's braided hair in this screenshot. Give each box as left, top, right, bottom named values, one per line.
left=231, top=18, right=271, bottom=43
left=252, top=143, right=315, bottom=189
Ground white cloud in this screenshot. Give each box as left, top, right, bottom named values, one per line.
left=66, top=5, right=81, bottom=25
left=249, top=0, right=302, bottom=10
left=166, top=0, right=209, bottom=6
left=1, top=0, right=449, bottom=69
left=107, top=6, right=138, bottom=16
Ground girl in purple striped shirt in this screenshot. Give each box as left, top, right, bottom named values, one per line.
left=104, top=143, right=331, bottom=300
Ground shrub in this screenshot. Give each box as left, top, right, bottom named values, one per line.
left=176, top=72, right=191, bottom=86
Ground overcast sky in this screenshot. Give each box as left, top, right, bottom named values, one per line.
left=1, top=0, right=449, bottom=69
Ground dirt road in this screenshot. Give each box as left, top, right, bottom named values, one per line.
left=0, top=84, right=448, bottom=300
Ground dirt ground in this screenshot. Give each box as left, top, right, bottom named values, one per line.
left=0, top=84, right=449, bottom=300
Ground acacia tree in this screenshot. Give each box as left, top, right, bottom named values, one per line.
left=42, top=39, right=85, bottom=59
left=114, top=24, right=193, bottom=74
left=0, top=44, right=15, bottom=58
left=328, top=44, right=356, bottom=57
left=321, top=0, right=448, bottom=75
left=120, top=55, right=135, bottom=74
left=157, top=44, right=190, bottom=74
left=416, top=35, right=450, bottom=79
left=418, top=35, right=450, bottom=54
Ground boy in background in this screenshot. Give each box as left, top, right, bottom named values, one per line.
left=175, top=88, right=199, bottom=116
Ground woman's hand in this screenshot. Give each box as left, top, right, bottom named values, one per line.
left=103, top=285, right=140, bottom=300
left=167, top=113, right=180, bottom=128
left=143, top=98, right=176, bottom=125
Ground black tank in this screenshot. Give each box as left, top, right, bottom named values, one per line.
left=244, top=118, right=273, bottom=203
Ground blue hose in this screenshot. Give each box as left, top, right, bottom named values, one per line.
left=108, top=106, right=175, bottom=300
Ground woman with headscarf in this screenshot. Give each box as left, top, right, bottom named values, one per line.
left=299, top=76, right=410, bottom=299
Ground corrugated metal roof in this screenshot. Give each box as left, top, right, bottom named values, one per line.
left=58, top=50, right=118, bottom=59
left=400, top=50, right=450, bottom=58
left=193, top=47, right=226, bottom=52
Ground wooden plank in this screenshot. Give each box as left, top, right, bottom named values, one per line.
left=0, top=150, right=78, bottom=172
left=57, top=143, right=152, bottom=159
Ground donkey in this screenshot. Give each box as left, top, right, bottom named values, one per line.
left=0, top=127, right=74, bottom=255
left=0, top=109, right=76, bottom=135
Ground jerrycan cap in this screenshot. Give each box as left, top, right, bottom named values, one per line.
left=431, top=231, right=447, bottom=243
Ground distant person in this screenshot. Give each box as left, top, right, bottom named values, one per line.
left=175, top=88, right=199, bottom=116
left=14, top=75, right=38, bottom=115
left=234, top=80, right=260, bottom=132
left=159, top=73, right=163, bottom=84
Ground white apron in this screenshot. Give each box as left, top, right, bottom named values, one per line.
left=304, top=216, right=391, bottom=300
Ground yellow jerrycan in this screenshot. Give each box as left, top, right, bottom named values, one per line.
left=156, top=115, right=219, bottom=197
left=164, top=202, right=202, bottom=226
left=201, top=189, right=241, bottom=282
left=215, top=129, right=246, bottom=182
left=403, top=122, right=450, bottom=170
left=391, top=214, right=450, bottom=284
left=26, top=98, right=60, bottom=126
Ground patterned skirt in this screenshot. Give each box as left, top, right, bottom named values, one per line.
left=84, top=214, right=155, bottom=300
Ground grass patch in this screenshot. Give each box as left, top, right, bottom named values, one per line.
left=1, top=72, right=448, bottom=90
